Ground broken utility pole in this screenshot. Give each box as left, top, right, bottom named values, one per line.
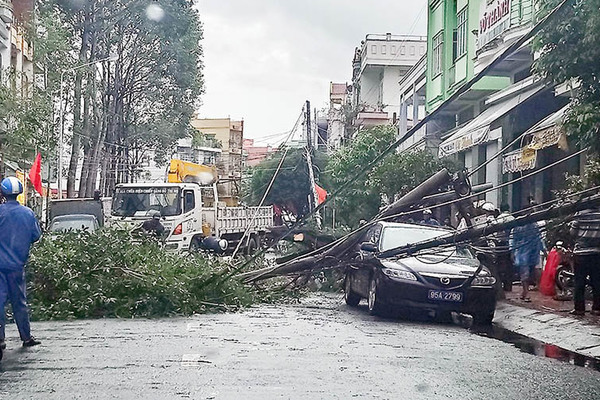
left=305, top=100, right=322, bottom=230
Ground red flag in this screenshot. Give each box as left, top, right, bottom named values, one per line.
left=315, top=184, right=327, bottom=205
left=28, top=153, right=43, bottom=195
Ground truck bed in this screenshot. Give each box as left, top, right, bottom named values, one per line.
left=216, top=206, right=273, bottom=235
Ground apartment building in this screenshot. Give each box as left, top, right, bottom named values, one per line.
left=427, top=0, right=575, bottom=211
left=0, top=0, right=33, bottom=89
left=190, top=117, right=244, bottom=205
left=351, top=33, right=426, bottom=129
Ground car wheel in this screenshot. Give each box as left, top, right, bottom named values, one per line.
left=368, top=277, right=385, bottom=316
left=472, top=311, right=494, bottom=326
left=344, top=275, right=361, bottom=307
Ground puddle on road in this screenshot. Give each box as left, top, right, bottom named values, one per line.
left=464, top=319, right=600, bottom=372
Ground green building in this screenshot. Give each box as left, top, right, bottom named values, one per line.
left=425, top=0, right=576, bottom=213
left=426, top=0, right=536, bottom=116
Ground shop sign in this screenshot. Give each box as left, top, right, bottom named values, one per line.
left=15, top=170, right=27, bottom=205
left=478, top=0, right=512, bottom=50
left=502, top=148, right=537, bottom=174
left=529, top=125, right=564, bottom=150
left=439, top=126, right=490, bottom=157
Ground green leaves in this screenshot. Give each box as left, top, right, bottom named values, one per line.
left=325, top=126, right=397, bottom=227
left=26, top=229, right=279, bottom=320
left=534, top=0, right=600, bottom=153
left=323, top=126, right=451, bottom=228
left=245, top=147, right=328, bottom=218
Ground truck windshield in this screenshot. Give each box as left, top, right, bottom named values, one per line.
left=112, top=187, right=181, bottom=217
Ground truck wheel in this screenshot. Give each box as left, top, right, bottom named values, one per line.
left=189, top=237, right=202, bottom=253
left=246, top=237, right=257, bottom=256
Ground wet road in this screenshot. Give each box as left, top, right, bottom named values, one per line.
left=1, top=293, right=599, bottom=399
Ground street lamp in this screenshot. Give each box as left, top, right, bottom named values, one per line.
left=57, top=55, right=117, bottom=199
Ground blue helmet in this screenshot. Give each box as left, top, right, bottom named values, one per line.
left=0, top=177, right=23, bottom=196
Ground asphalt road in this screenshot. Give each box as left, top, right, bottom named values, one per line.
left=0, top=293, right=599, bottom=400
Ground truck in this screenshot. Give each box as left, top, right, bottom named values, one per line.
left=49, top=197, right=109, bottom=230
left=107, top=159, right=273, bottom=254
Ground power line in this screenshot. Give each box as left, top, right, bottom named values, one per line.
left=227, top=0, right=575, bottom=278
left=230, top=109, right=304, bottom=259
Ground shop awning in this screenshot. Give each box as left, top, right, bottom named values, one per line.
left=501, top=104, right=570, bottom=175
left=438, top=84, right=545, bottom=157
left=526, top=104, right=569, bottom=151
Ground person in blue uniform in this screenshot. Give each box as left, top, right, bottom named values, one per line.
left=0, top=177, right=42, bottom=360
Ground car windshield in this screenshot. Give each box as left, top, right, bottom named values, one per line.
left=379, top=226, right=473, bottom=258
left=50, top=217, right=96, bottom=233
left=112, top=187, right=181, bottom=217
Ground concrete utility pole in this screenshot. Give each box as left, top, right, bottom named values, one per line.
left=304, top=100, right=322, bottom=230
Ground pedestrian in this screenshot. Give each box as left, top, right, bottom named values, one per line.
left=568, top=207, right=600, bottom=316
left=142, top=210, right=165, bottom=238
left=420, top=209, right=440, bottom=226
left=0, top=177, right=42, bottom=360
left=442, top=217, right=453, bottom=229
left=496, top=203, right=515, bottom=292
left=510, top=210, right=546, bottom=302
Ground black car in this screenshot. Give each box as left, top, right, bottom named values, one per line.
left=343, top=222, right=497, bottom=325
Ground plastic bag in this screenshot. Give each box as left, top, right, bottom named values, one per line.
left=539, top=248, right=560, bottom=296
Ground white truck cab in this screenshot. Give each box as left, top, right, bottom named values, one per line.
left=108, top=182, right=272, bottom=253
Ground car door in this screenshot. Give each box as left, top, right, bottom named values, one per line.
left=350, top=224, right=382, bottom=298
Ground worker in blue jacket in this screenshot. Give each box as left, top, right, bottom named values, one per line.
left=0, top=177, right=42, bottom=360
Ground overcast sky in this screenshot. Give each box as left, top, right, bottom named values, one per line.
left=194, top=0, right=428, bottom=145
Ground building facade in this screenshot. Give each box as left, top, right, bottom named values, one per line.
left=190, top=117, right=244, bottom=205
left=0, top=0, right=35, bottom=200
left=326, top=82, right=350, bottom=149
left=351, top=33, right=427, bottom=129
left=0, top=0, right=33, bottom=90
left=243, top=139, right=277, bottom=168
left=427, top=0, right=577, bottom=215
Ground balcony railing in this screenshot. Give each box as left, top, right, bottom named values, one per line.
left=0, top=0, right=13, bottom=24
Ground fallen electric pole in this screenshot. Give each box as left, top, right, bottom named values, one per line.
left=242, top=188, right=600, bottom=283
left=241, top=169, right=473, bottom=282
left=379, top=192, right=600, bottom=259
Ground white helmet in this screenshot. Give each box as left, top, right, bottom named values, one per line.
left=0, top=177, right=23, bottom=196
left=481, top=202, right=496, bottom=212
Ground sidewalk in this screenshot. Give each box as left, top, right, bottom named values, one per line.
left=494, top=286, right=600, bottom=359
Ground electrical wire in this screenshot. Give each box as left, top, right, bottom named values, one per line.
left=230, top=110, right=304, bottom=259
left=247, top=169, right=598, bottom=280
left=226, top=0, right=575, bottom=280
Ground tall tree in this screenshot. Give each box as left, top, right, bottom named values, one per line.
left=325, top=126, right=452, bottom=228
left=40, top=0, right=203, bottom=197
left=534, top=0, right=600, bottom=153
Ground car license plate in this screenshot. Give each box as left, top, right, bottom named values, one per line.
left=428, top=290, right=463, bottom=302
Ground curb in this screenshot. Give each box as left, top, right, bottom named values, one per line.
left=493, top=301, right=600, bottom=359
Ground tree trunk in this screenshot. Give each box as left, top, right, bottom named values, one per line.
left=67, top=11, right=91, bottom=198
left=77, top=75, right=92, bottom=198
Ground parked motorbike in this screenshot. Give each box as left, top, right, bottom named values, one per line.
left=554, top=241, right=574, bottom=292
left=553, top=241, right=592, bottom=298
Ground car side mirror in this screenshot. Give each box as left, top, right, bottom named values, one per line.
left=360, top=242, right=377, bottom=253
